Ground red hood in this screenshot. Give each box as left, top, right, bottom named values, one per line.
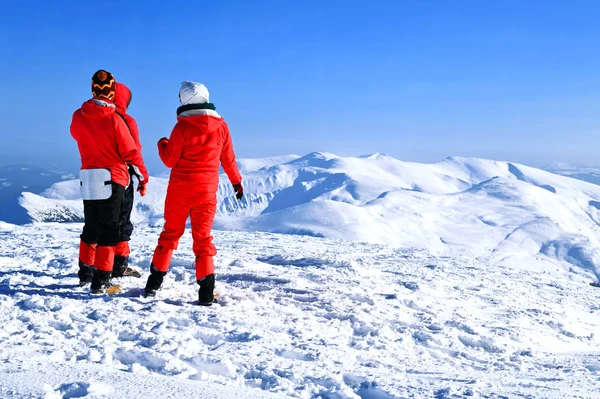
left=177, top=114, right=225, bottom=132
left=80, top=99, right=117, bottom=119
left=114, top=82, right=132, bottom=114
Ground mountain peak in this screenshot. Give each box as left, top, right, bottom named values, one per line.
left=358, top=153, right=389, bottom=159
left=303, top=151, right=339, bottom=160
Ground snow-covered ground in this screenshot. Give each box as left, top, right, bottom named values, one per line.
left=1, top=223, right=600, bottom=398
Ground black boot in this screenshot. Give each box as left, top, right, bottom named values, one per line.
left=78, top=261, right=94, bottom=286
left=112, top=256, right=141, bottom=278
left=144, top=265, right=167, bottom=297
left=90, top=270, right=118, bottom=294
left=197, top=274, right=215, bottom=306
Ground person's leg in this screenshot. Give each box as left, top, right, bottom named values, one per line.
left=91, top=184, right=125, bottom=292
left=120, top=170, right=135, bottom=242
left=114, top=176, right=138, bottom=277
left=113, top=240, right=130, bottom=274
left=152, top=184, right=192, bottom=272
left=190, top=192, right=218, bottom=280
left=190, top=192, right=218, bottom=305
left=78, top=200, right=99, bottom=284
left=145, top=183, right=192, bottom=296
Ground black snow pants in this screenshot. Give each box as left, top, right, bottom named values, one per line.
left=119, top=170, right=135, bottom=242
left=81, top=182, right=126, bottom=247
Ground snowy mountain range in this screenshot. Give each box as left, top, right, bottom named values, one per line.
left=11, top=152, right=600, bottom=280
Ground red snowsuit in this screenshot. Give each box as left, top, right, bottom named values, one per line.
left=71, top=98, right=147, bottom=271
left=113, top=83, right=148, bottom=260
left=152, top=111, right=242, bottom=280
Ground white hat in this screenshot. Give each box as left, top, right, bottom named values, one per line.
left=179, top=81, right=210, bottom=105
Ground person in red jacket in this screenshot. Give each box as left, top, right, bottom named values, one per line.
left=145, top=81, right=243, bottom=305
left=113, top=82, right=149, bottom=278
left=70, top=70, right=148, bottom=294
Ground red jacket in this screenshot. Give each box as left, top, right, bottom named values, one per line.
left=114, top=83, right=149, bottom=182
left=71, top=99, right=145, bottom=188
left=158, top=113, right=242, bottom=192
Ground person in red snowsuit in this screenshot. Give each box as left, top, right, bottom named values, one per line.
left=70, top=70, right=148, bottom=293
left=113, top=82, right=149, bottom=278
left=145, top=81, right=243, bottom=305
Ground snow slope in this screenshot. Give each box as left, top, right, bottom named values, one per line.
left=17, top=153, right=600, bottom=279
left=1, top=223, right=599, bottom=398
left=0, top=164, right=73, bottom=224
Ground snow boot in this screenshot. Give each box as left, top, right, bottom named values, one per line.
left=90, top=270, right=121, bottom=295
left=144, top=265, right=167, bottom=297
left=112, top=256, right=141, bottom=278
left=197, top=274, right=215, bottom=306
left=78, top=261, right=94, bottom=286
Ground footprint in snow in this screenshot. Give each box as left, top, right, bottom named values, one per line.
left=276, top=348, right=316, bottom=361
left=220, top=272, right=291, bottom=286
left=257, top=255, right=348, bottom=269
left=47, top=381, right=111, bottom=398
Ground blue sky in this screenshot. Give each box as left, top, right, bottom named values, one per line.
left=1, top=0, right=600, bottom=173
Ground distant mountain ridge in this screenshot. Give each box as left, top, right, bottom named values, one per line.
left=0, top=164, right=73, bottom=224
left=544, top=162, right=600, bottom=187
left=7, top=153, right=600, bottom=280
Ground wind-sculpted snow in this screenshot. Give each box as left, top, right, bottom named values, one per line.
left=1, top=224, right=599, bottom=398
left=13, top=152, right=600, bottom=278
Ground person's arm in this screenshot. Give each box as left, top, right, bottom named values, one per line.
left=125, top=116, right=149, bottom=183
left=220, top=123, right=242, bottom=185
left=158, top=123, right=184, bottom=169
left=114, top=115, right=147, bottom=183
left=70, top=111, right=80, bottom=142
left=126, top=115, right=142, bottom=149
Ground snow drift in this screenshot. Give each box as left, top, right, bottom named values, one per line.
left=14, top=152, right=600, bottom=278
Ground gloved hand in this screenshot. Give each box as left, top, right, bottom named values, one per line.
left=157, top=137, right=169, bottom=148
left=137, top=181, right=147, bottom=197
left=233, top=183, right=243, bottom=200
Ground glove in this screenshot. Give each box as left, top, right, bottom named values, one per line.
left=233, top=183, right=243, bottom=200
left=137, top=181, right=147, bottom=197
left=157, top=137, right=169, bottom=148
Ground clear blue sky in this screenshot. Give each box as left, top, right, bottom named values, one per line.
left=1, top=0, right=599, bottom=173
